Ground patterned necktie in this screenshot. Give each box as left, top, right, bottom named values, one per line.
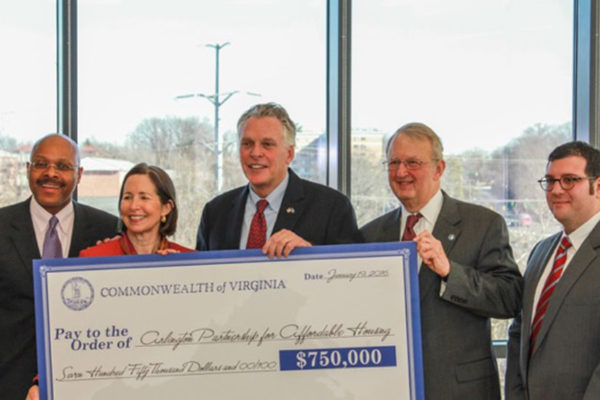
left=402, top=213, right=422, bottom=241
left=42, top=216, right=63, bottom=258
left=246, top=200, right=269, bottom=249
left=530, top=236, right=572, bottom=353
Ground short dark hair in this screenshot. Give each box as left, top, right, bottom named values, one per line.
left=548, top=141, right=600, bottom=178
left=118, top=163, right=178, bottom=237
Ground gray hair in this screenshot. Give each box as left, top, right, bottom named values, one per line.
left=386, top=122, right=444, bottom=161
left=237, top=102, right=296, bottom=146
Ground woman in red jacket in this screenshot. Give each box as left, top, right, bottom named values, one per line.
left=80, top=162, right=194, bottom=256
left=26, top=164, right=194, bottom=399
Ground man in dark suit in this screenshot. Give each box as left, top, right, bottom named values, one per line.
left=196, top=103, right=360, bottom=256
left=506, top=142, right=600, bottom=400
left=0, top=134, right=118, bottom=399
left=361, top=122, right=522, bottom=399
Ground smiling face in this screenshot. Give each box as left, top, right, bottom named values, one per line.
left=387, top=133, right=445, bottom=212
left=239, top=116, right=294, bottom=198
left=27, top=135, right=82, bottom=215
left=120, top=174, right=173, bottom=237
left=545, top=155, right=600, bottom=233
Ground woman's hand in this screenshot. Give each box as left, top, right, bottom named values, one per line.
left=156, top=248, right=180, bottom=256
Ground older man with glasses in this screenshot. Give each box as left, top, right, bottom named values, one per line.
left=361, top=122, right=523, bottom=400
left=506, top=141, right=600, bottom=400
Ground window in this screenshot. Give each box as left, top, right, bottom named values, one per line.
left=77, top=0, right=326, bottom=247
left=0, top=0, right=56, bottom=207
left=351, top=0, right=573, bottom=355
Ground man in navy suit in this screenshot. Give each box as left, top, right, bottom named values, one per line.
left=0, top=134, right=119, bottom=399
left=361, top=122, right=522, bottom=399
left=506, top=141, right=600, bottom=399
left=196, top=102, right=360, bottom=256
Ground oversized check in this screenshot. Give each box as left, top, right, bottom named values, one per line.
left=34, top=242, right=423, bottom=399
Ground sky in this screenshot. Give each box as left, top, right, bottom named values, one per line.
left=0, top=0, right=573, bottom=155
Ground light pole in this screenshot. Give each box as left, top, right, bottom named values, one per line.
left=176, top=42, right=235, bottom=193
left=176, top=42, right=259, bottom=193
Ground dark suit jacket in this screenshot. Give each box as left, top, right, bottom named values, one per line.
left=361, top=192, right=522, bottom=400
left=0, top=198, right=119, bottom=399
left=196, top=169, right=361, bottom=250
left=506, top=222, right=600, bottom=400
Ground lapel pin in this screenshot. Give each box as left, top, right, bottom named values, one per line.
left=286, top=207, right=295, bottom=214
left=448, top=234, right=456, bottom=241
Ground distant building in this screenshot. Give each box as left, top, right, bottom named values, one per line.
left=78, top=157, right=134, bottom=215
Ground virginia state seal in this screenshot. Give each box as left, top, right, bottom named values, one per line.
left=61, top=277, right=94, bottom=311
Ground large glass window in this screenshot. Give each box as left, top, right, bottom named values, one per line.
left=351, top=0, right=573, bottom=351
left=0, top=1, right=56, bottom=207
left=77, top=0, right=326, bottom=247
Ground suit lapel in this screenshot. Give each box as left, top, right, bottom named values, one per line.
left=420, top=193, right=462, bottom=300
left=381, top=208, right=402, bottom=242
left=228, top=187, right=248, bottom=248
left=10, top=199, right=40, bottom=276
left=520, top=233, right=560, bottom=370
left=69, top=202, right=86, bottom=257
left=273, top=170, right=306, bottom=233
left=532, top=225, right=600, bottom=355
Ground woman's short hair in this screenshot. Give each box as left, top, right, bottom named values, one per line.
left=118, top=163, right=178, bottom=237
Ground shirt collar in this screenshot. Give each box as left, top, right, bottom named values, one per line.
left=30, top=196, right=75, bottom=235
left=248, top=172, right=289, bottom=213
left=565, top=210, right=600, bottom=251
left=401, top=189, right=443, bottom=225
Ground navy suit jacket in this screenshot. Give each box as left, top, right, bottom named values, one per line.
left=0, top=198, right=119, bottom=399
left=361, top=192, right=522, bottom=400
left=196, top=169, right=361, bottom=250
left=506, top=221, right=600, bottom=400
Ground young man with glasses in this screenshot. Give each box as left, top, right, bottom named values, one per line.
left=0, top=134, right=119, bottom=399
left=361, top=122, right=522, bottom=400
left=506, top=141, right=600, bottom=400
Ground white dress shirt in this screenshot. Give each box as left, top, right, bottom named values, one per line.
left=30, top=197, right=74, bottom=258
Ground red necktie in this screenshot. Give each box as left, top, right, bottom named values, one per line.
left=246, top=200, right=269, bottom=249
left=530, top=236, right=572, bottom=353
left=402, top=213, right=422, bottom=241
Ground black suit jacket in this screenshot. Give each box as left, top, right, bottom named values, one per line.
left=506, top=222, right=600, bottom=400
left=361, top=192, right=522, bottom=400
left=196, top=169, right=361, bottom=250
left=0, top=198, right=119, bottom=399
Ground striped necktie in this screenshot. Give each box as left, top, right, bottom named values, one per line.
left=530, top=236, right=572, bottom=353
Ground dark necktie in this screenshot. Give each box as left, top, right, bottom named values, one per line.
left=530, top=236, right=572, bottom=353
left=402, top=213, right=422, bottom=241
left=246, top=200, right=269, bottom=249
left=42, top=216, right=63, bottom=258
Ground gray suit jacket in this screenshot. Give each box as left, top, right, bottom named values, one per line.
left=506, top=222, right=600, bottom=400
left=0, top=198, right=119, bottom=399
left=361, top=192, right=522, bottom=400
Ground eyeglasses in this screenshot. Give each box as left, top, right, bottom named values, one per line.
left=537, top=175, right=596, bottom=191
left=383, top=158, right=436, bottom=171
left=30, top=161, right=76, bottom=172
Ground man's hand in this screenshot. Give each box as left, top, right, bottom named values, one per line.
left=414, top=230, right=450, bottom=277
left=25, top=385, right=39, bottom=400
left=262, top=229, right=311, bottom=258
left=95, top=234, right=121, bottom=246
